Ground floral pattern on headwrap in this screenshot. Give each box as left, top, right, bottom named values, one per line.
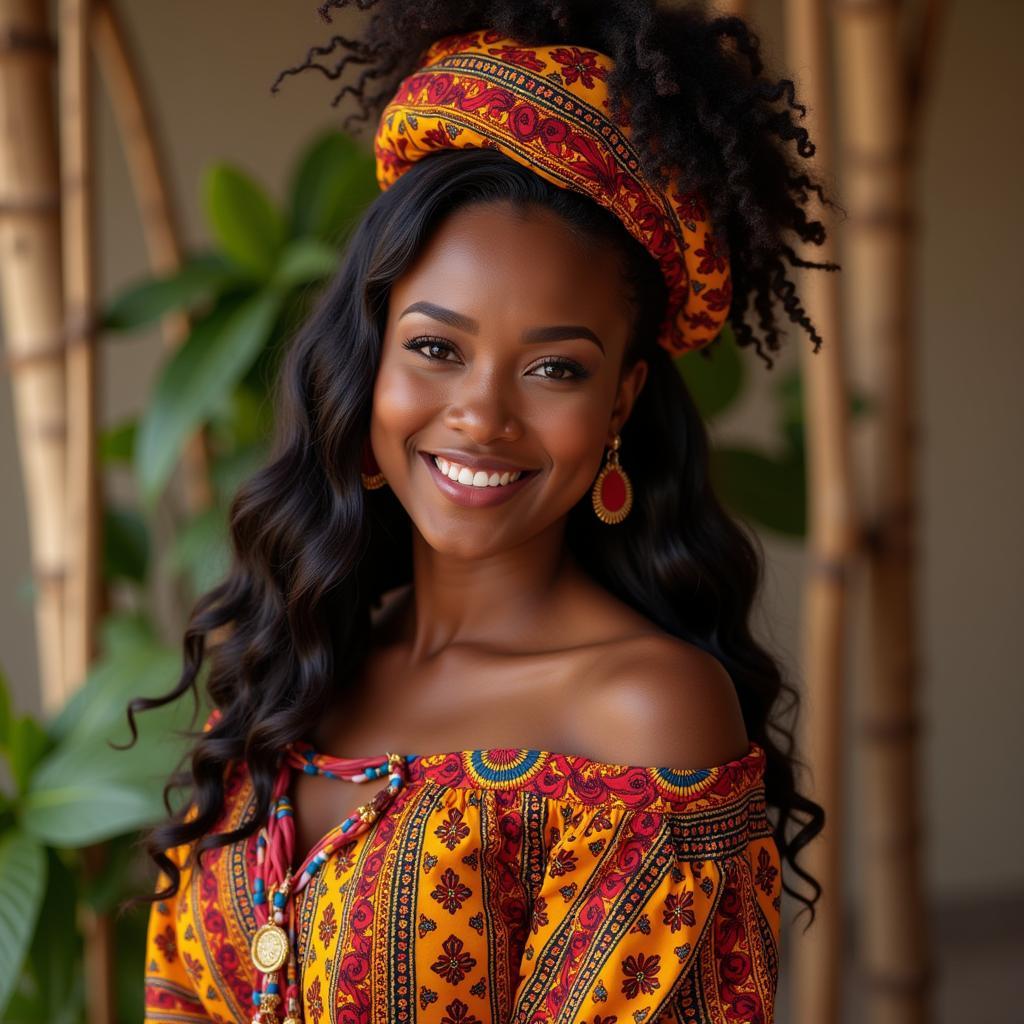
left=373, top=29, right=732, bottom=358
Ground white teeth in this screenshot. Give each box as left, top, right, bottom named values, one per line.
left=432, top=455, right=525, bottom=488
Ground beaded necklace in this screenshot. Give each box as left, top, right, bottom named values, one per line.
left=248, top=743, right=418, bottom=1024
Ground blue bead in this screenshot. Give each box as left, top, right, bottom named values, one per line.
left=267, top=983, right=280, bottom=995
left=304, top=763, right=317, bottom=774
left=252, top=991, right=261, bottom=1006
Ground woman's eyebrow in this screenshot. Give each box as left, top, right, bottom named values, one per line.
left=398, top=300, right=605, bottom=353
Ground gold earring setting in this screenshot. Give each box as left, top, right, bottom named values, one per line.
left=591, top=434, right=632, bottom=524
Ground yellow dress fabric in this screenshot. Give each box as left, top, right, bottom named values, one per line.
left=143, top=742, right=781, bottom=1023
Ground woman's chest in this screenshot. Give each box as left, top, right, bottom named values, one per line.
left=182, top=780, right=534, bottom=1023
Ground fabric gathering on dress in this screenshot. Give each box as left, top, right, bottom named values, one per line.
left=143, top=732, right=782, bottom=1023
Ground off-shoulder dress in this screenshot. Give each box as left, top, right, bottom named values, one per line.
left=143, top=736, right=781, bottom=1023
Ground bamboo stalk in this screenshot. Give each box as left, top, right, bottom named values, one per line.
left=835, top=1, right=929, bottom=1021
left=0, top=0, right=68, bottom=713
left=782, top=2, right=857, bottom=1022
left=60, top=0, right=101, bottom=697
left=59, top=3, right=114, bottom=1024
left=91, top=0, right=212, bottom=514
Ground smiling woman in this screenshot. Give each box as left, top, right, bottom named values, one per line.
left=127, top=4, right=833, bottom=1023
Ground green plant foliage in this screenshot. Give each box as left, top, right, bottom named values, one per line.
left=101, top=253, right=241, bottom=332
left=289, top=131, right=380, bottom=243
left=103, top=505, right=150, bottom=585
left=2, top=128, right=380, bottom=1024
left=0, top=830, right=47, bottom=1015
left=135, top=289, right=285, bottom=502
left=164, top=506, right=230, bottom=598
left=203, top=164, right=286, bottom=278
left=98, top=418, right=136, bottom=465
left=676, top=323, right=744, bottom=421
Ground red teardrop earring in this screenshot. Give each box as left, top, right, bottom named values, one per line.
left=360, top=441, right=387, bottom=490
left=591, top=434, right=632, bottom=524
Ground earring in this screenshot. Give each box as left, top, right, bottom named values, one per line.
left=360, top=442, right=387, bottom=490
left=591, top=433, right=632, bottom=524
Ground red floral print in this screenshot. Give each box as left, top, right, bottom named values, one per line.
left=440, top=997, right=483, bottom=1024
left=431, top=867, right=473, bottom=914
left=662, top=889, right=697, bottom=932
left=318, top=903, right=338, bottom=945
left=486, top=44, right=545, bottom=71
left=154, top=924, right=177, bottom=963
left=695, top=232, right=728, bottom=275
left=182, top=951, right=204, bottom=986
left=435, top=807, right=471, bottom=850
left=549, top=46, right=609, bottom=89
left=548, top=848, right=578, bottom=878
left=530, top=895, right=549, bottom=933
left=621, top=951, right=662, bottom=999
left=755, top=845, right=779, bottom=896
left=306, top=975, right=324, bottom=1024
left=430, top=934, right=478, bottom=985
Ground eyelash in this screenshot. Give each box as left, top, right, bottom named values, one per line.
left=402, top=336, right=591, bottom=381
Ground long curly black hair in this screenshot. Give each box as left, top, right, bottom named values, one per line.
left=127, top=0, right=833, bottom=925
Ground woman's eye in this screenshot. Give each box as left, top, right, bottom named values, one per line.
left=528, top=358, right=589, bottom=382
left=402, top=336, right=457, bottom=361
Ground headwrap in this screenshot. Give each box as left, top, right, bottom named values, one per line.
left=373, top=29, right=732, bottom=358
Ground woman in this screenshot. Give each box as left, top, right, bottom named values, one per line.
left=134, top=3, right=832, bottom=1022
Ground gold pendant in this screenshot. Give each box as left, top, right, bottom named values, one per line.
left=251, top=922, right=290, bottom=973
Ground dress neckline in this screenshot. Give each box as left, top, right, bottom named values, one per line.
left=294, top=739, right=767, bottom=814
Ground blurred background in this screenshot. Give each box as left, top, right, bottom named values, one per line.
left=0, top=1, right=1020, bottom=1021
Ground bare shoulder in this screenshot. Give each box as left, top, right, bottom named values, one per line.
left=565, top=633, right=750, bottom=769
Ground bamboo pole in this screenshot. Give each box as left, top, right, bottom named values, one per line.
left=783, top=2, right=857, bottom=1022
left=91, top=0, right=212, bottom=514
left=60, top=0, right=101, bottom=696
left=0, top=0, right=68, bottom=713
left=835, top=1, right=929, bottom=1021
left=59, top=3, right=115, bottom=1024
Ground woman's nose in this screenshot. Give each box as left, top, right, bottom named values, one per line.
left=442, top=367, right=523, bottom=443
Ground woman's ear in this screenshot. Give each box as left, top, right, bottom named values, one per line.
left=608, top=358, right=648, bottom=441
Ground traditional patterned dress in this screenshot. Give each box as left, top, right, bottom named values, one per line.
left=143, top=740, right=781, bottom=1023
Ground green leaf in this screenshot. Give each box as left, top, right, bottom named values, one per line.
left=102, top=505, right=149, bottom=585
left=7, top=718, right=51, bottom=796
left=0, top=829, right=47, bottom=1016
left=21, top=783, right=163, bottom=846
left=289, top=131, right=379, bottom=243
left=271, top=237, right=339, bottom=291
left=204, top=163, right=285, bottom=278
left=711, top=447, right=807, bottom=536
left=21, top=849, right=81, bottom=1024
left=47, top=616, right=171, bottom=745
left=135, top=288, right=284, bottom=503
left=164, top=506, right=230, bottom=597
left=677, top=323, right=744, bottom=421
left=47, top=638, right=180, bottom=750
left=101, top=253, right=240, bottom=331
left=98, top=418, right=137, bottom=465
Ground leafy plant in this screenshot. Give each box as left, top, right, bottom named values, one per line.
left=0, top=130, right=378, bottom=1024
left=0, top=617, right=193, bottom=1022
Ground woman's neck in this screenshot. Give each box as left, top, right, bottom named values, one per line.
left=400, top=521, right=581, bottom=661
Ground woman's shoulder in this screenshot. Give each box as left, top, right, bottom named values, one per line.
left=562, top=631, right=750, bottom=772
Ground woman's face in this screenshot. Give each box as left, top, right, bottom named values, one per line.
left=371, top=200, right=648, bottom=559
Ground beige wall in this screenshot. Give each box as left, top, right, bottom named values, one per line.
left=1, top=1, right=1020, bottom=903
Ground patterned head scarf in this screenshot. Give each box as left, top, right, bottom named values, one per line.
left=373, top=29, right=732, bottom=358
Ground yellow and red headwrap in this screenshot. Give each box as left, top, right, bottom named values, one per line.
left=373, top=29, right=732, bottom=358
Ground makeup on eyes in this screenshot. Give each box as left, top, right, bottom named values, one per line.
left=401, top=336, right=592, bottom=381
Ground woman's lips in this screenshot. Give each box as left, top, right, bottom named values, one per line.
left=419, top=451, right=537, bottom=508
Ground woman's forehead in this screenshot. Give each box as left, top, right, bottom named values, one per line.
left=391, top=202, right=630, bottom=325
